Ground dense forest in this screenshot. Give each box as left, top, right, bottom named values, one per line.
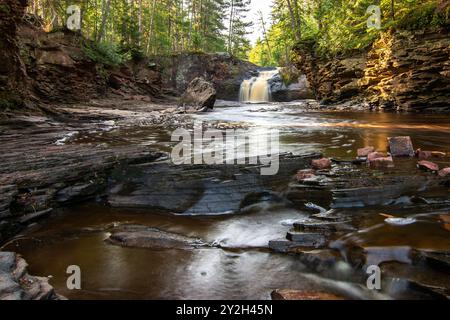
left=250, top=0, right=450, bottom=66
left=27, top=0, right=449, bottom=68
left=27, top=0, right=253, bottom=60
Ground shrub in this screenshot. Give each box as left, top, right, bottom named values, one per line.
left=83, top=41, right=124, bottom=67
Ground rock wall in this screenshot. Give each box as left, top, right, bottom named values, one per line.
left=0, top=252, right=63, bottom=300
left=0, top=0, right=163, bottom=111
left=0, top=0, right=29, bottom=109
left=294, top=28, right=450, bottom=112
left=155, top=53, right=259, bottom=101
left=17, top=19, right=162, bottom=105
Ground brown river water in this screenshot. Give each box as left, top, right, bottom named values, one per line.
left=4, top=101, right=450, bottom=300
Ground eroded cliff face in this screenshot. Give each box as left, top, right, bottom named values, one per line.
left=294, top=28, right=450, bottom=112
left=0, top=0, right=29, bottom=109
left=0, top=0, right=163, bottom=111
left=155, top=53, right=259, bottom=101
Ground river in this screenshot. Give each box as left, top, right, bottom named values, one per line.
left=4, top=100, right=450, bottom=300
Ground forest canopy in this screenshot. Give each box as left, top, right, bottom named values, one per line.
left=27, top=0, right=253, bottom=60
left=26, top=0, right=449, bottom=67
left=249, top=0, right=450, bottom=67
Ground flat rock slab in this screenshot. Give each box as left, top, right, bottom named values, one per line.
left=293, top=220, right=355, bottom=233
left=107, top=224, right=207, bottom=250
left=286, top=231, right=328, bottom=248
left=107, top=153, right=320, bottom=215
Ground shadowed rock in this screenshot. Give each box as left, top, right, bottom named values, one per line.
left=179, top=77, right=216, bottom=112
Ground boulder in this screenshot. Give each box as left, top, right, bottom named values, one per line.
left=417, top=160, right=439, bottom=172
left=311, top=158, right=332, bottom=170
left=179, top=77, right=216, bottom=112
left=388, top=136, right=415, bottom=157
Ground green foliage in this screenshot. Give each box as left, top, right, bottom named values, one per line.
left=83, top=41, right=124, bottom=66
left=0, top=3, right=11, bottom=14
left=28, top=0, right=252, bottom=59
left=250, top=0, right=449, bottom=67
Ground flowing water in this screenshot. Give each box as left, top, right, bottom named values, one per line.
left=5, top=101, right=450, bottom=300
left=239, top=70, right=279, bottom=103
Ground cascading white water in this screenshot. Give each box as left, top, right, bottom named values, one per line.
left=239, top=69, right=279, bottom=103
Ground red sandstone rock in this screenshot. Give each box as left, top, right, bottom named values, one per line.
left=311, top=158, right=332, bottom=170
left=367, top=152, right=386, bottom=162
left=418, top=160, right=439, bottom=172
left=368, top=155, right=394, bottom=168
left=357, top=146, right=375, bottom=158
left=438, top=167, right=450, bottom=177
left=416, top=149, right=446, bottom=160
left=388, top=136, right=415, bottom=157
left=271, top=289, right=345, bottom=301
left=295, top=169, right=316, bottom=181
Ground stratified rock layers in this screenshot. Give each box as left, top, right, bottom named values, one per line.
left=294, top=28, right=450, bottom=112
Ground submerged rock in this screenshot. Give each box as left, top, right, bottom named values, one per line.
left=388, top=136, right=415, bottom=157
left=107, top=224, right=207, bottom=250
left=179, top=77, right=216, bottom=112
left=0, top=252, right=63, bottom=300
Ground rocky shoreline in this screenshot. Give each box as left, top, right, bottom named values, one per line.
left=0, top=252, right=63, bottom=300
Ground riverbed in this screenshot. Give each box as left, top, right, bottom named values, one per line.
left=4, top=100, right=450, bottom=300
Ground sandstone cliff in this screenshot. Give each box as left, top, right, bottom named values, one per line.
left=294, top=28, right=450, bottom=112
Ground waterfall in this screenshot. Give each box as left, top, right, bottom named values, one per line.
left=239, top=69, right=278, bottom=103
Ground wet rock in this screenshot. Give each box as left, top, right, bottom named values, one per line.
left=293, top=220, right=355, bottom=233
left=411, top=250, right=450, bottom=275
left=107, top=224, right=207, bottom=250
left=311, top=158, right=332, bottom=170
left=295, top=169, right=316, bottom=182
left=388, top=136, right=415, bottom=157
left=417, top=160, right=439, bottom=172
left=108, top=153, right=319, bottom=215
left=179, top=77, right=216, bottom=112
left=269, top=239, right=303, bottom=253
left=271, top=289, right=345, bottom=300
left=304, top=202, right=327, bottom=214
left=367, top=153, right=394, bottom=168
left=287, top=249, right=344, bottom=272
left=357, top=146, right=375, bottom=158
left=438, top=167, right=450, bottom=177
left=416, top=149, right=446, bottom=160
left=286, top=231, right=328, bottom=248
left=0, top=252, right=62, bottom=300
